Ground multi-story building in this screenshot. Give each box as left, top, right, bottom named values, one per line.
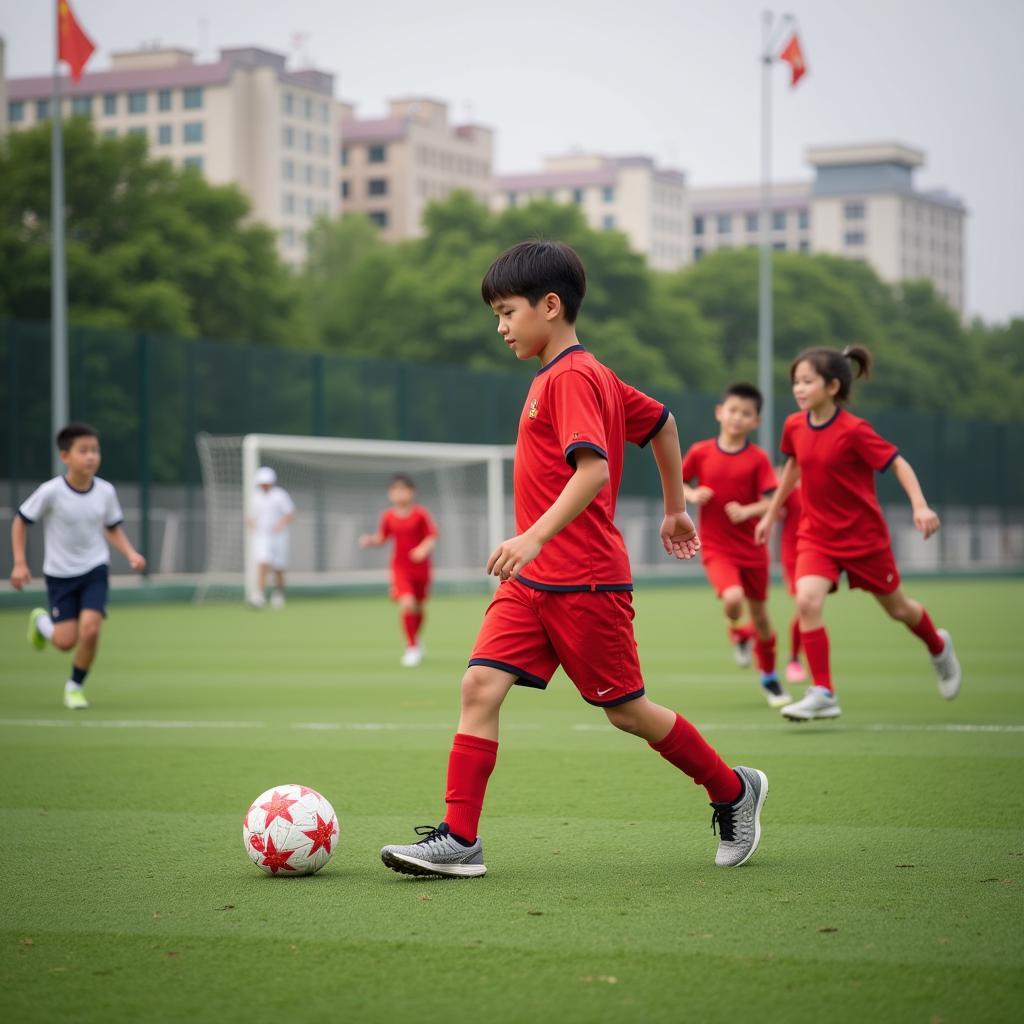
left=688, top=141, right=966, bottom=313
left=493, top=153, right=688, bottom=271
left=5, top=45, right=338, bottom=264
left=338, top=98, right=493, bottom=241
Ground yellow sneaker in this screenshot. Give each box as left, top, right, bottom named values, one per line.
left=28, top=608, right=47, bottom=651
left=63, top=685, right=89, bottom=710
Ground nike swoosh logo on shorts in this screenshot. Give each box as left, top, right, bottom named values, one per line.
left=596, top=687, right=614, bottom=696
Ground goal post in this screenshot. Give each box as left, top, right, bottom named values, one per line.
left=196, top=433, right=514, bottom=601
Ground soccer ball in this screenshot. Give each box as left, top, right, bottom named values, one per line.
left=243, top=784, right=340, bottom=876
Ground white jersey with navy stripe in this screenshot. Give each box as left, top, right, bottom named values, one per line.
left=18, top=476, right=124, bottom=578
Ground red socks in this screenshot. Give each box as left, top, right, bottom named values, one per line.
left=650, top=713, right=741, bottom=804
left=755, top=633, right=777, bottom=675
left=728, top=622, right=756, bottom=645
left=801, top=626, right=832, bottom=691
left=443, top=733, right=498, bottom=841
left=402, top=612, right=422, bottom=647
left=789, top=616, right=802, bottom=661
left=909, top=609, right=945, bottom=656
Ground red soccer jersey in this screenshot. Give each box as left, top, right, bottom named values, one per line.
left=681, top=439, right=776, bottom=567
left=779, top=481, right=802, bottom=569
left=780, top=407, right=899, bottom=558
left=513, top=345, right=667, bottom=590
left=379, top=505, right=437, bottom=577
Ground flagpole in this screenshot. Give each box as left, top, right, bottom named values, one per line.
left=757, top=11, right=775, bottom=459
left=51, top=5, right=69, bottom=472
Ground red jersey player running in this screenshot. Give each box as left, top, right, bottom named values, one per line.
left=755, top=346, right=962, bottom=721
left=379, top=241, right=768, bottom=878
left=359, top=475, right=438, bottom=667
left=682, top=382, right=788, bottom=707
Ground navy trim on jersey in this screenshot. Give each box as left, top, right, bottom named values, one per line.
left=516, top=575, right=634, bottom=593
left=62, top=476, right=96, bottom=494
left=564, top=440, right=608, bottom=467
left=536, top=344, right=585, bottom=376
left=762, top=487, right=777, bottom=495
left=582, top=687, right=646, bottom=708
left=638, top=405, right=670, bottom=448
left=715, top=438, right=750, bottom=455
left=17, top=510, right=34, bottom=524
left=467, top=658, right=549, bottom=690
left=104, top=519, right=124, bottom=529
left=807, top=407, right=843, bottom=431
left=880, top=450, right=900, bottom=472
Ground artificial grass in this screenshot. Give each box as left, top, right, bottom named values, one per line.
left=1, top=580, right=1021, bottom=1023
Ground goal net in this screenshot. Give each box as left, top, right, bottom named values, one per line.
left=195, top=433, right=514, bottom=602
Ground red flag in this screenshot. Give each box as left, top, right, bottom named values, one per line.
left=57, top=0, right=95, bottom=82
left=778, top=32, right=807, bottom=87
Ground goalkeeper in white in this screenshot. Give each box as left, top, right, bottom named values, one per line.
left=247, top=467, right=296, bottom=608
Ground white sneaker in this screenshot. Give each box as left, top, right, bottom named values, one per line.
left=400, top=645, right=423, bottom=667
left=781, top=685, right=841, bottom=721
left=270, top=591, right=285, bottom=609
left=931, top=628, right=961, bottom=700
left=63, top=683, right=89, bottom=710
left=248, top=590, right=266, bottom=608
left=732, top=637, right=752, bottom=668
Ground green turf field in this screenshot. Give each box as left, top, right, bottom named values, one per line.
left=1, top=579, right=1021, bottom=1023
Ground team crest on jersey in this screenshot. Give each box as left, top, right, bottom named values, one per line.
left=528, top=398, right=539, bottom=419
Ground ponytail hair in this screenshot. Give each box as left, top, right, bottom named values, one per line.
left=790, top=345, right=873, bottom=403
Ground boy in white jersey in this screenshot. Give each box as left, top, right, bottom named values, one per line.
left=246, top=467, right=295, bottom=608
left=10, top=423, right=146, bottom=709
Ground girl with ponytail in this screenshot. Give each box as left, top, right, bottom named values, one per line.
left=754, top=345, right=961, bottom=720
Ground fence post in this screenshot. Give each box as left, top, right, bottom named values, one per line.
left=311, top=352, right=327, bottom=572
left=137, top=333, right=152, bottom=574
left=7, top=323, right=20, bottom=519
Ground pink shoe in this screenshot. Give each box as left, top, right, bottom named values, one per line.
left=785, top=659, right=807, bottom=683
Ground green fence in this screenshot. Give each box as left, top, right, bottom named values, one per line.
left=3, top=316, right=1022, bottom=530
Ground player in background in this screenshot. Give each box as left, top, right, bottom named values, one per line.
left=10, top=422, right=146, bottom=709
left=359, top=475, right=438, bottom=667
left=682, top=383, right=787, bottom=707
left=755, top=346, right=961, bottom=721
left=778, top=479, right=807, bottom=683
left=246, top=467, right=295, bottom=609
left=380, top=241, right=767, bottom=878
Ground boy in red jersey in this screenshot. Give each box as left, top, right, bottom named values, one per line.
left=755, top=346, right=961, bottom=721
left=778, top=481, right=807, bottom=683
left=682, top=382, right=787, bottom=707
left=379, top=241, right=768, bottom=878
left=359, top=475, right=438, bottom=667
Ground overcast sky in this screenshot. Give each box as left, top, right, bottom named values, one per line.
left=2, top=0, right=1021, bottom=323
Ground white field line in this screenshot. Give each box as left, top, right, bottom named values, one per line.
left=0, top=718, right=1022, bottom=734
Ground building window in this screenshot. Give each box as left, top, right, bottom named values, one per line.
left=693, top=215, right=704, bottom=236
left=319, top=135, right=328, bottom=155
left=184, top=156, right=203, bottom=171
left=573, top=188, right=584, bottom=204
left=693, top=247, right=704, bottom=261
left=844, top=202, right=865, bottom=220
left=71, top=95, right=92, bottom=116
left=368, top=144, right=387, bottom=163
left=283, top=226, right=295, bottom=247
left=798, top=209, right=809, bottom=230
left=319, top=167, right=329, bottom=188
left=799, top=239, right=810, bottom=252
left=128, top=92, right=148, bottom=114
left=8, top=101, right=24, bottom=122
left=128, top=127, right=147, bottom=139
left=158, top=124, right=172, bottom=145
left=303, top=97, right=313, bottom=120
left=183, top=122, right=204, bottom=143
left=304, top=164, right=313, bottom=185
left=320, top=101, right=329, bottom=123
left=283, top=193, right=295, bottom=214
left=368, top=210, right=389, bottom=228
left=844, top=230, right=865, bottom=246
left=304, top=131, right=313, bottom=153
left=717, top=214, right=732, bottom=234
left=305, top=196, right=314, bottom=216
left=746, top=213, right=759, bottom=232
left=602, top=185, right=615, bottom=202
left=183, top=87, right=203, bottom=110
left=507, top=191, right=517, bottom=207
left=102, top=128, right=117, bottom=139
left=340, top=180, right=350, bottom=199
left=282, top=160, right=294, bottom=180
left=158, top=89, right=172, bottom=111
left=283, top=126, right=295, bottom=148
left=340, top=145, right=349, bottom=166
left=103, top=93, right=117, bottom=115
left=368, top=178, right=388, bottom=196
left=772, top=211, right=786, bottom=230
left=603, top=214, right=616, bottom=230
left=283, top=92, right=293, bottom=115
left=36, top=99, right=51, bottom=120
left=772, top=241, right=787, bottom=251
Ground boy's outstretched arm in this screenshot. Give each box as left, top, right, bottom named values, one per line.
left=649, top=413, right=700, bottom=560
left=892, top=456, right=940, bottom=538
left=487, top=448, right=609, bottom=581
left=754, top=457, right=800, bottom=545
left=105, top=525, right=146, bottom=572
left=10, top=517, right=31, bottom=589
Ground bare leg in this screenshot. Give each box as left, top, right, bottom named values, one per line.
left=51, top=620, right=79, bottom=652
left=873, top=586, right=923, bottom=626
left=747, top=598, right=773, bottom=641
left=795, top=575, right=831, bottom=631
left=73, top=610, right=103, bottom=671
left=457, top=665, right=516, bottom=742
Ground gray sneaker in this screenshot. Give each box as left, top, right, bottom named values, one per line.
left=710, top=766, right=768, bottom=867
left=931, top=628, right=961, bottom=700
left=781, top=685, right=842, bottom=721
left=381, top=824, right=486, bottom=878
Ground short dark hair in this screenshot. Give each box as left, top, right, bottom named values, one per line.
left=481, top=240, right=587, bottom=324
left=721, top=381, right=763, bottom=413
left=390, top=474, right=415, bottom=490
left=790, top=345, right=873, bottom=403
left=56, top=422, right=99, bottom=452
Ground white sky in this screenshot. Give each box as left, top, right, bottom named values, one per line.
left=2, top=0, right=1021, bottom=323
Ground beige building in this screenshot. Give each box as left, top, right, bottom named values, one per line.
left=5, top=46, right=338, bottom=264
left=689, top=141, right=966, bottom=313
left=493, top=154, right=688, bottom=271
left=338, top=98, right=493, bottom=241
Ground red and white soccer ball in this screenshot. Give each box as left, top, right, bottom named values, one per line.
left=243, top=784, right=340, bottom=876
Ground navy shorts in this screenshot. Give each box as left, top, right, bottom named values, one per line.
left=45, top=564, right=109, bottom=623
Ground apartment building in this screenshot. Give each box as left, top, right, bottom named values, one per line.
left=493, top=153, right=688, bottom=271
left=5, top=45, right=338, bottom=264
left=338, top=98, right=493, bottom=241
left=689, top=181, right=812, bottom=259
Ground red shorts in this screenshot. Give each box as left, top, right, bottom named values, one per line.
left=795, top=546, right=900, bottom=595
left=390, top=568, right=430, bottom=602
left=468, top=580, right=645, bottom=707
left=702, top=556, right=769, bottom=602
